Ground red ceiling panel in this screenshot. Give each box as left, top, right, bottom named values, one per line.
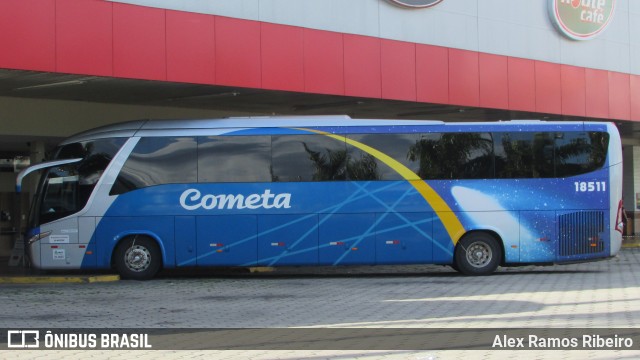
left=113, top=3, right=166, bottom=80
left=534, top=61, right=562, bottom=115
left=56, top=0, right=113, bottom=76
left=478, top=53, right=508, bottom=109
left=508, top=57, right=536, bottom=112
left=261, top=23, right=304, bottom=92
left=631, top=75, right=640, bottom=121
left=0, top=0, right=56, bottom=72
left=584, top=68, right=609, bottom=119
left=609, top=71, right=631, bottom=121
left=449, top=49, right=480, bottom=107
left=166, top=10, right=215, bottom=85
left=343, top=34, right=382, bottom=99
left=380, top=39, right=416, bottom=101
left=416, top=44, right=449, bottom=104
left=560, top=65, right=586, bottom=117
left=304, top=29, right=344, bottom=95
left=215, top=16, right=262, bottom=88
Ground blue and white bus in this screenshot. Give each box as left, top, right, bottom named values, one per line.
left=17, top=116, right=623, bottom=279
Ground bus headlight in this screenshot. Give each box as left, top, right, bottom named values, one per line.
left=27, top=231, right=52, bottom=245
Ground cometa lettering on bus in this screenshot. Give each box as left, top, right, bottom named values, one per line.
left=179, top=188, right=292, bottom=210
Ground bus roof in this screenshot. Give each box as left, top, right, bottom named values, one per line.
left=61, top=115, right=610, bottom=145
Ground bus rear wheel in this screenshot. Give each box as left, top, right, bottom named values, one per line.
left=454, top=233, right=501, bottom=276
left=114, top=236, right=162, bottom=280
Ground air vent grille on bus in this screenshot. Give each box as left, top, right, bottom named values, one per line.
left=558, top=211, right=605, bottom=257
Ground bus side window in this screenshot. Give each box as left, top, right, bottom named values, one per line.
left=495, top=132, right=534, bottom=178
left=410, top=133, right=493, bottom=180
left=532, top=133, right=554, bottom=178
left=198, top=136, right=271, bottom=183
left=272, top=135, right=346, bottom=182
left=347, top=133, right=418, bottom=181
left=555, top=132, right=609, bottom=177
left=447, top=133, right=493, bottom=179
left=408, top=133, right=442, bottom=180
left=110, top=137, right=197, bottom=195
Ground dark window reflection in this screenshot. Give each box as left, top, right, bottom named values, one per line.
left=495, top=131, right=607, bottom=179
left=409, top=133, right=493, bottom=180
left=272, top=135, right=346, bottom=181
left=38, top=138, right=126, bottom=224
left=106, top=130, right=610, bottom=194
left=555, top=132, right=608, bottom=177
left=533, top=133, right=555, bottom=178
left=346, top=148, right=380, bottom=181
left=495, top=133, right=534, bottom=178
left=348, top=134, right=417, bottom=180
left=198, top=136, right=271, bottom=183
left=111, top=137, right=197, bottom=195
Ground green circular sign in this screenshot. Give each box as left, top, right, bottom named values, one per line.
left=549, top=0, right=616, bottom=40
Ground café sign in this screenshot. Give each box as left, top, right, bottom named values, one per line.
left=549, top=0, right=616, bottom=40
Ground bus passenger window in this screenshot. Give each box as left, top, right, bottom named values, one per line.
left=198, top=136, right=271, bottom=183
left=451, top=133, right=493, bottom=179
left=555, top=132, right=609, bottom=177
left=494, top=132, right=534, bottom=178
left=272, top=135, right=346, bottom=182
left=532, top=133, right=555, bottom=178
left=347, top=134, right=418, bottom=181
left=410, top=133, right=493, bottom=180
left=111, top=137, right=197, bottom=195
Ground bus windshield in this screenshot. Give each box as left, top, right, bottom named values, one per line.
left=30, top=138, right=126, bottom=227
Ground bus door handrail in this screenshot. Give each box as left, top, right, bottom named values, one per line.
left=16, top=158, right=83, bottom=193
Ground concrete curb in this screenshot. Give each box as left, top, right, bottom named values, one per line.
left=0, top=274, right=120, bottom=284
left=622, top=237, right=640, bottom=248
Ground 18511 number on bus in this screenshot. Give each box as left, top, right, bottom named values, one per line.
left=574, top=181, right=606, bottom=192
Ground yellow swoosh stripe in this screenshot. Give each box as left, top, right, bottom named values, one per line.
left=301, top=129, right=466, bottom=245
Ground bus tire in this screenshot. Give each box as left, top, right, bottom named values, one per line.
left=454, top=233, right=501, bottom=276
left=113, top=236, right=162, bottom=280
left=449, top=262, right=459, bottom=272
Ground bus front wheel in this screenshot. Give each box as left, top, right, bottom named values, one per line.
left=454, top=233, right=501, bottom=276
left=114, top=236, right=162, bottom=280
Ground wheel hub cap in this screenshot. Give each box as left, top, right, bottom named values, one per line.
left=125, top=245, right=151, bottom=272
left=466, top=241, right=492, bottom=268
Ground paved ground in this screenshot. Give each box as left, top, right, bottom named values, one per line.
left=1, top=249, right=640, bottom=359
